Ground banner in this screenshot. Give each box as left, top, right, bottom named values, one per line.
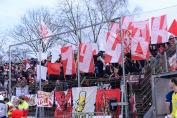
left=55, top=89, right=72, bottom=118
left=16, top=85, right=29, bottom=97
left=96, top=89, right=121, bottom=116
left=151, top=15, right=168, bottom=44
left=0, top=91, right=7, bottom=98
left=23, top=94, right=37, bottom=106
left=11, top=94, right=37, bottom=107
left=127, top=75, right=139, bottom=83
left=11, top=96, right=19, bottom=106
left=72, top=86, right=97, bottom=113
left=37, top=91, right=54, bottom=107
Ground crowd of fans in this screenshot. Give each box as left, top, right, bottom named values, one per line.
left=0, top=35, right=176, bottom=117
left=0, top=35, right=176, bottom=91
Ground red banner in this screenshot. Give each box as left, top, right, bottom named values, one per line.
left=96, top=89, right=121, bottom=117
left=55, top=89, right=72, bottom=118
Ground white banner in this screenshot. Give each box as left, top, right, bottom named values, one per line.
left=72, top=86, right=97, bottom=113
left=11, top=94, right=37, bottom=106
left=16, top=85, right=29, bottom=97
left=37, top=91, right=54, bottom=107
left=37, top=65, right=47, bottom=81
left=0, top=91, right=7, bottom=98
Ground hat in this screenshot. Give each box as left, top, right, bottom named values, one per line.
left=169, top=35, right=174, bottom=39
left=0, top=95, right=4, bottom=101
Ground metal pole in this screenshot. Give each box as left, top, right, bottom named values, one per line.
left=8, top=46, right=12, bottom=98
left=77, top=42, right=80, bottom=87
left=164, top=51, right=168, bottom=72
left=39, top=43, right=42, bottom=91
left=120, top=17, right=128, bottom=118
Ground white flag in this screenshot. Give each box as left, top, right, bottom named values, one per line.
left=37, top=65, right=47, bottom=81
left=72, top=86, right=97, bottom=113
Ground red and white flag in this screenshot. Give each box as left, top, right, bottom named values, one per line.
left=122, top=16, right=134, bottom=54
left=105, top=21, right=122, bottom=64
left=23, top=59, right=30, bottom=70
left=151, top=15, right=168, bottom=44
left=79, top=43, right=95, bottom=73
left=61, top=46, right=76, bottom=75
left=39, top=21, right=52, bottom=44
left=168, top=19, right=177, bottom=36
left=131, top=20, right=150, bottom=60
left=168, top=53, right=177, bottom=71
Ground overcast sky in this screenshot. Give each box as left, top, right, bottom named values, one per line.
left=1, top=0, right=177, bottom=32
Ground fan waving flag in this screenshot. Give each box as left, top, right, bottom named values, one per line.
left=131, top=20, right=150, bottom=60
left=79, top=43, right=95, bottom=73
left=151, top=15, right=168, bottom=44
left=104, top=21, right=122, bottom=64
left=47, top=62, right=61, bottom=75
left=168, top=19, right=177, bottom=36
left=61, top=46, right=76, bottom=75
left=39, top=21, right=52, bottom=45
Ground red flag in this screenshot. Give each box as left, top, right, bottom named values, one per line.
left=96, top=89, right=121, bottom=116
left=168, top=19, right=177, bottom=36
left=47, top=62, right=60, bottom=75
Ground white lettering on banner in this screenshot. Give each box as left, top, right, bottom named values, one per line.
left=105, top=22, right=122, bottom=63
left=151, top=15, right=168, bottom=44
left=61, top=46, right=75, bottom=75
left=79, top=44, right=93, bottom=73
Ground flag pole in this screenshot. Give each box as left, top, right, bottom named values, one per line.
left=119, top=17, right=129, bottom=118
left=8, top=46, right=12, bottom=98
left=77, top=41, right=80, bottom=87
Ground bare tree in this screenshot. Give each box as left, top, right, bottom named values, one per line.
left=57, top=0, right=128, bottom=44
left=57, top=0, right=85, bottom=44
left=10, top=8, right=63, bottom=53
